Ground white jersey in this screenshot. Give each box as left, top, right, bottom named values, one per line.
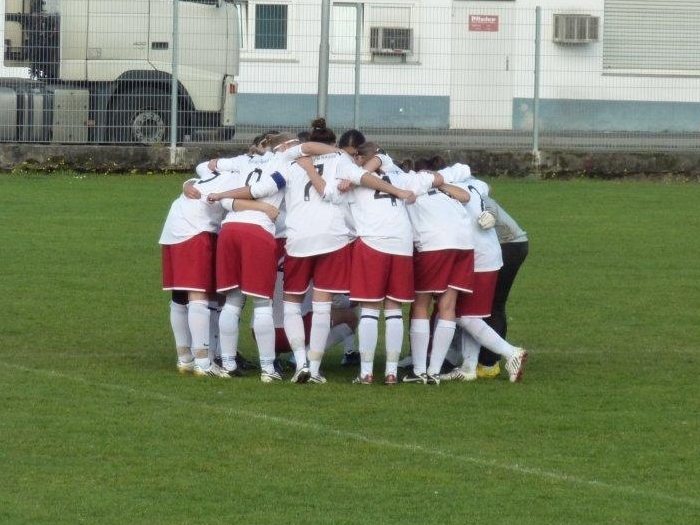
left=404, top=169, right=473, bottom=252
left=219, top=150, right=293, bottom=236
left=158, top=169, right=240, bottom=245
left=257, top=151, right=356, bottom=257
left=348, top=153, right=433, bottom=255
left=215, top=150, right=274, bottom=173
left=457, top=178, right=503, bottom=271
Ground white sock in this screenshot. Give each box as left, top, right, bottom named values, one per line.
left=170, top=300, right=191, bottom=350
left=458, top=316, right=516, bottom=360
left=409, top=318, right=430, bottom=375
left=428, top=319, right=456, bottom=375
left=188, top=300, right=211, bottom=368
left=283, top=301, right=307, bottom=369
left=460, top=330, right=479, bottom=373
left=358, top=308, right=379, bottom=376
left=308, top=301, right=332, bottom=374
left=219, top=301, right=242, bottom=371
left=208, top=301, right=222, bottom=362
left=253, top=300, right=276, bottom=374
left=384, top=309, right=403, bottom=376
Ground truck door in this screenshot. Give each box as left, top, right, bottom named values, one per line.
left=86, top=0, right=150, bottom=80
left=148, top=0, right=229, bottom=111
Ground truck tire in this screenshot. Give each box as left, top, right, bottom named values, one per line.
left=110, top=90, right=170, bottom=144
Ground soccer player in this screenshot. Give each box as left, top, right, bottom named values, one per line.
left=476, top=195, right=529, bottom=379
left=441, top=176, right=529, bottom=383
left=159, top=162, right=276, bottom=378
left=348, top=142, right=463, bottom=385
left=400, top=157, right=474, bottom=385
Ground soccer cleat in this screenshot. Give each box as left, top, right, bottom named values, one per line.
left=340, top=350, right=360, bottom=367
left=426, top=373, right=441, bottom=385
left=193, top=362, right=230, bottom=378
left=440, top=367, right=477, bottom=382
left=177, top=360, right=195, bottom=374
left=476, top=362, right=501, bottom=379
left=351, top=374, right=375, bottom=385
left=505, top=348, right=529, bottom=383
left=290, top=367, right=311, bottom=384
left=308, top=373, right=327, bottom=384
left=383, top=374, right=398, bottom=385
left=440, top=367, right=465, bottom=382
left=260, top=370, right=283, bottom=383
left=401, top=370, right=428, bottom=384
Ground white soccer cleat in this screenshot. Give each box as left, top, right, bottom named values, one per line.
left=440, top=367, right=477, bottom=382
left=308, top=374, right=327, bottom=384
left=260, top=370, right=283, bottom=383
left=290, top=367, right=311, bottom=384
left=193, top=362, right=230, bottom=378
left=177, top=360, right=195, bottom=374
left=505, top=348, right=529, bottom=383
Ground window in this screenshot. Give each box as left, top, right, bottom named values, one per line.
left=255, top=4, right=288, bottom=50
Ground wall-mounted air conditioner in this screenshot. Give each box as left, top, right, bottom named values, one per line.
left=370, top=27, right=413, bottom=55
left=553, top=14, right=599, bottom=44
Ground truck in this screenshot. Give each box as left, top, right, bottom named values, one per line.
left=1, top=0, right=240, bottom=144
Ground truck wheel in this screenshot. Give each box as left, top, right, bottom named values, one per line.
left=111, top=90, right=170, bottom=144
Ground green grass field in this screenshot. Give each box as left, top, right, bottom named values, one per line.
left=1, top=172, right=699, bottom=525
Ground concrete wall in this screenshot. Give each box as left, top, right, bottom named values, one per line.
left=3, top=143, right=700, bottom=180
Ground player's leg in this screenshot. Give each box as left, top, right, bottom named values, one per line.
left=355, top=301, right=381, bottom=384
left=426, top=288, right=458, bottom=383
left=383, top=298, right=404, bottom=384
left=219, top=288, right=245, bottom=373
left=170, top=290, right=193, bottom=373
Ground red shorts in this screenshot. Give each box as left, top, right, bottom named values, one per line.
left=456, top=270, right=499, bottom=317
left=349, top=239, right=414, bottom=303
left=216, top=222, right=277, bottom=298
left=413, top=249, right=474, bottom=294
left=283, top=243, right=352, bottom=295
left=161, top=232, right=216, bottom=293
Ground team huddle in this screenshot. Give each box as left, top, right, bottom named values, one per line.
left=159, top=118, right=529, bottom=385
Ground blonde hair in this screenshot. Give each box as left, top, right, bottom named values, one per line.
left=266, top=132, right=299, bottom=150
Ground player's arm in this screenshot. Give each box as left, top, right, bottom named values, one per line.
left=299, top=142, right=341, bottom=156
left=297, top=156, right=327, bottom=195
left=361, top=155, right=382, bottom=174
left=232, top=199, right=279, bottom=221
left=359, top=172, right=416, bottom=204
left=438, top=183, right=470, bottom=203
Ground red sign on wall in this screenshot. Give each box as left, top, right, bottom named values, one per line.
left=469, top=14, right=499, bottom=32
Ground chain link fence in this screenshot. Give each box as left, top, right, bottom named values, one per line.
left=2, top=1, right=700, bottom=153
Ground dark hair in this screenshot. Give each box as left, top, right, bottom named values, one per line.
left=338, top=129, right=366, bottom=150
left=429, top=155, right=448, bottom=170
left=297, top=130, right=311, bottom=143
left=308, top=117, right=336, bottom=145
left=399, top=158, right=414, bottom=173
left=413, top=157, right=432, bottom=171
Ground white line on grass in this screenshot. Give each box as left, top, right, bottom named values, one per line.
left=11, top=364, right=700, bottom=509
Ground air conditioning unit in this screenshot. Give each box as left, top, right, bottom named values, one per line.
left=553, top=14, right=599, bottom=44
left=370, top=27, right=413, bottom=55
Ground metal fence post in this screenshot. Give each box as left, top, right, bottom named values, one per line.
left=318, top=0, right=331, bottom=119
left=170, top=0, right=180, bottom=163
left=533, top=6, right=541, bottom=165
left=353, top=3, right=363, bottom=129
